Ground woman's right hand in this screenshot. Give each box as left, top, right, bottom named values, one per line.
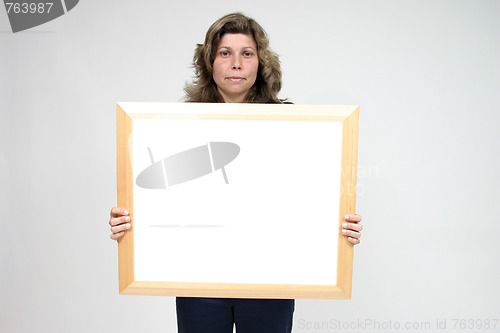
left=109, top=207, right=131, bottom=240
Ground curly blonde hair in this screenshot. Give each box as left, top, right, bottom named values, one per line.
left=184, top=13, right=284, bottom=103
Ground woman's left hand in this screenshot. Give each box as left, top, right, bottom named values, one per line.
left=342, top=214, right=363, bottom=245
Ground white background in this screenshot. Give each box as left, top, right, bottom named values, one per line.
left=1, top=1, right=499, bottom=332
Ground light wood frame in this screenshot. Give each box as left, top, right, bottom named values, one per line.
left=116, top=102, right=359, bottom=299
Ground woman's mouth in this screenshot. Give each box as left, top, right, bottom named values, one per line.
left=226, top=76, right=246, bottom=81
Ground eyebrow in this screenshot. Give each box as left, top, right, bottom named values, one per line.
left=217, top=46, right=257, bottom=51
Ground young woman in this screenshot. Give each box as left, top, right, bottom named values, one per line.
left=109, top=12, right=363, bottom=333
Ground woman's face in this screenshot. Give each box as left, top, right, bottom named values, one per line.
left=212, top=33, right=259, bottom=103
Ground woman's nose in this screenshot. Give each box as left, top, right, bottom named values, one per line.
left=231, top=58, right=242, bottom=70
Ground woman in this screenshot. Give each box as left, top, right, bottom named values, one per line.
left=109, top=12, right=363, bottom=333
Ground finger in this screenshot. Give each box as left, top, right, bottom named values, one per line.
left=342, top=228, right=361, bottom=239
left=110, top=223, right=131, bottom=235
left=109, top=215, right=131, bottom=227
left=348, top=237, right=361, bottom=245
left=110, top=207, right=129, bottom=218
left=344, top=214, right=362, bottom=223
left=110, top=231, right=125, bottom=240
left=342, top=222, right=363, bottom=232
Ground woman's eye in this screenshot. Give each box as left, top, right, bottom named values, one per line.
left=243, top=51, right=254, bottom=58
left=220, top=51, right=230, bottom=57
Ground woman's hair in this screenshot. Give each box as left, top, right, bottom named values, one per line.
left=184, top=12, right=284, bottom=103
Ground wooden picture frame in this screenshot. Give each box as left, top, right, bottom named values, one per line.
left=116, top=102, right=359, bottom=299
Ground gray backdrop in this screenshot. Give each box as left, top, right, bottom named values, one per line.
left=1, top=1, right=499, bottom=332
